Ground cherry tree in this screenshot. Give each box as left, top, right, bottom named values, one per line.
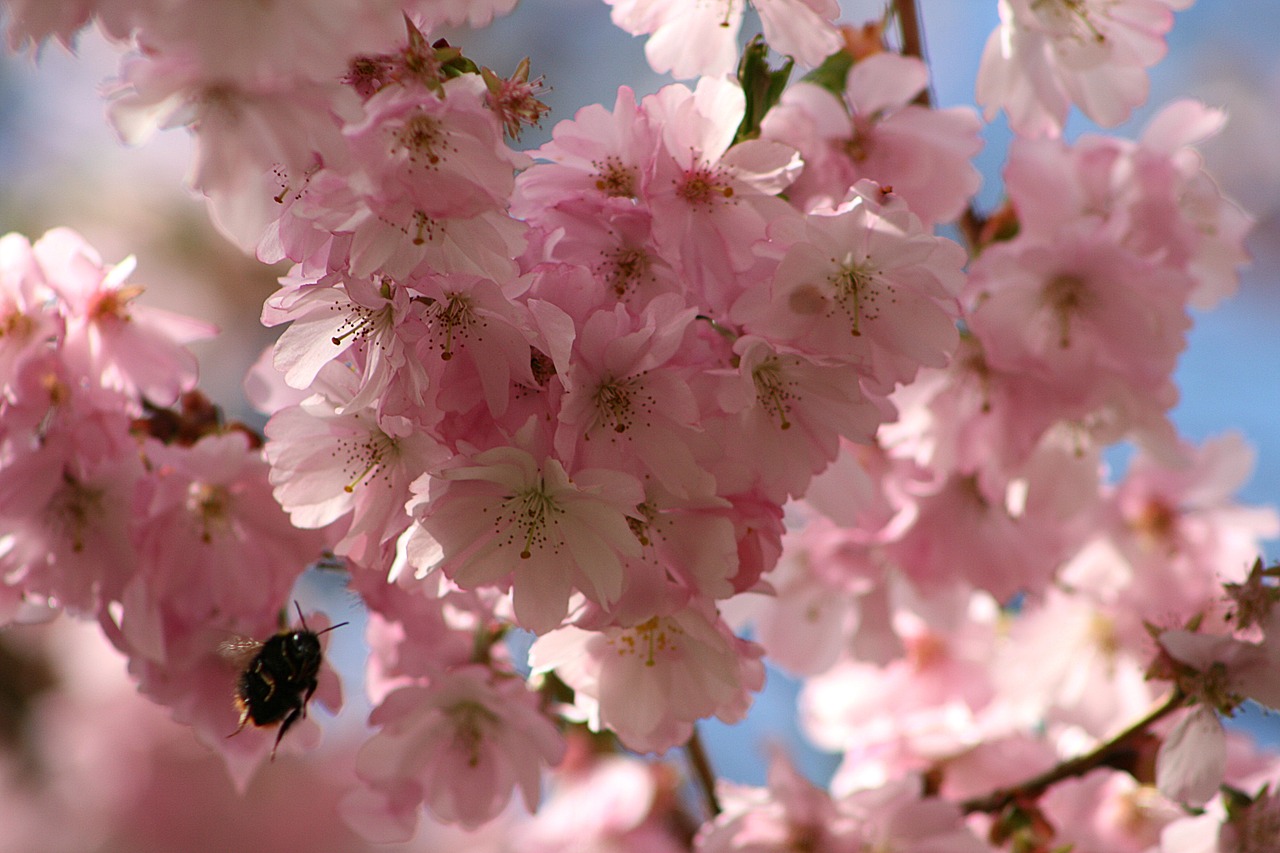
left=0, top=0, right=1277, bottom=850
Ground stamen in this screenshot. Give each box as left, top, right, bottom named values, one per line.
left=752, top=358, right=793, bottom=430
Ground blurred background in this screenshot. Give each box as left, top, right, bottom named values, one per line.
left=0, top=0, right=1278, bottom=844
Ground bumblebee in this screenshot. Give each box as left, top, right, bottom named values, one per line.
left=224, top=602, right=348, bottom=759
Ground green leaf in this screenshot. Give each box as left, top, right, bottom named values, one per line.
left=733, top=35, right=793, bottom=145
left=801, top=47, right=854, bottom=96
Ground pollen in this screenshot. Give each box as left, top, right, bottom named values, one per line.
left=0, top=306, right=36, bottom=340
left=395, top=112, right=450, bottom=167
left=1031, top=0, right=1106, bottom=44
left=501, top=478, right=564, bottom=559
left=337, top=423, right=397, bottom=493
left=330, top=300, right=392, bottom=350
left=403, top=209, right=439, bottom=246
left=600, top=246, right=649, bottom=298
left=752, top=357, right=795, bottom=430
left=1131, top=498, right=1178, bottom=552
left=187, top=482, right=232, bottom=543
left=448, top=701, right=497, bottom=767
left=1042, top=273, right=1089, bottom=349
left=593, top=156, right=637, bottom=198
left=424, top=291, right=481, bottom=361
left=612, top=616, right=683, bottom=666
left=843, top=127, right=872, bottom=163
left=591, top=374, right=646, bottom=435
left=47, top=472, right=104, bottom=554
left=828, top=259, right=887, bottom=337
left=88, top=284, right=144, bottom=324
left=675, top=163, right=734, bottom=210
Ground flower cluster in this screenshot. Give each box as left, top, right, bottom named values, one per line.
left=3, top=0, right=1279, bottom=851
left=0, top=228, right=335, bottom=776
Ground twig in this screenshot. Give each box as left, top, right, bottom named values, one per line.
left=685, top=727, right=722, bottom=818
left=961, top=689, right=1187, bottom=814
left=891, top=0, right=988, bottom=251
left=894, top=0, right=929, bottom=75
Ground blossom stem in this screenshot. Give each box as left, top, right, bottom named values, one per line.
left=685, top=727, right=722, bottom=817
left=892, top=0, right=985, bottom=249
left=894, top=0, right=928, bottom=79
left=960, top=688, right=1187, bottom=814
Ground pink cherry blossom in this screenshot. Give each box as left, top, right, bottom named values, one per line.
left=1156, top=705, right=1228, bottom=808
left=642, top=77, right=802, bottom=314
left=512, top=86, right=658, bottom=219
left=605, top=0, right=841, bottom=79
left=34, top=228, right=215, bottom=406
left=1002, top=101, right=1252, bottom=310
left=323, top=74, right=530, bottom=280
left=977, top=0, right=1184, bottom=137
left=964, top=227, right=1191, bottom=437
left=409, top=441, right=645, bottom=634
left=263, top=363, right=447, bottom=568
left=529, top=599, right=765, bottom=753
left=1039, top=768, right=1183, bottom=853
left=1, top=0, right=97, bottom=52
left=732, top=181, right=965, bottom=396
left=405, top=0, right=520, bottom=29
left=0, top=426, right=141, bottom=615
left=349, top=665, right=565, bottom=836
left=761, top=52, right=983, bottom=224
left=108, top=50, right=358, bottom=222
left=407, top=270, right=538, bottom=422
left=713, top=335, right=886, bottom=503
left=524, top=753, right=687, bottom=853
left=0, top=232, right=62, bottom=393
left=699, top=762, right=989, bottom=853
left=129, top=432, right=328, bottom=630
left=264, top=268, right=428, bottom=413
left=551, top=295, right=711, bottom=498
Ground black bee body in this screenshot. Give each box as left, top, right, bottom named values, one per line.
left=227, top=603, right=347, bottom=758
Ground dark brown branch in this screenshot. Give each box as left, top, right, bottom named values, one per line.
left=894, top=0, right=929, bottom=79
left=685, top=727, right=722, bottom=818
left=961, top=689, right=1186, bottom=814
left=892, top=0, right=989, bottom=251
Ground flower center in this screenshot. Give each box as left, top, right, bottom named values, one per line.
left=1030, top=0, right=1106, bottom=44
left=591, top=374, right=644, bottom=434
left=613, top=616, right=682, bottom=666
left=505, top=477, right=563, bottom=559
left=601, top=246, right=650, bottom=298
left=48, top=472, right=102, bottom=553
left=340, top=422, right=397, bottom=493
left=675, top=163, right=734, bottom=210
left=188, top=482, right=232, bottom=542
left=424, top=291, right=478, bottom=361
left=828, top=259, right=885, bottom=337
left=395, top=113, right=448, bottom=166
left=752, top=357, right=794, bottom=430
left=593, top=155, right=637, bottom=198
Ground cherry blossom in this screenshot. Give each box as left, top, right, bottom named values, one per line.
left=409, top=441, right=645, bottom=634
left=977, top=0, right=1187, bottom=137
left=761, top=52, right=983, bottom=224
left=605, top=0, right=841, bottom=79
left=1, top=1, right=1276, bottom=849
left=529, top=599, right=765, bottom=753
left=348, top=666, right=564, bottom=836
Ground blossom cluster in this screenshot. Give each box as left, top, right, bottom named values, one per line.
left=2, top=0, right=1279, bottom=851
left=0, top=227, right=337, bottom=780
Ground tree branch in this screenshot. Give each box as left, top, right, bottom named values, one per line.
left=961, top=689, right=1187, bottom=814
left=685, top=727, right=722, bottom=818
left=892, top=0, right=988, bottom=251
left=894, top=0, right=928, bottom=72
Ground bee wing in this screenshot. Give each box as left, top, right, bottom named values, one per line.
left=218, top=636, right=263, bottom=668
